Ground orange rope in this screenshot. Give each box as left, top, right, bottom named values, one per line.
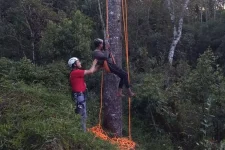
left=122, top=0, right=132, bottom=140
left=106, top=0, right=109, bottom=39
left=89, top=0, right=135, bottom=149
left=98, top=72, right=104, bottom=126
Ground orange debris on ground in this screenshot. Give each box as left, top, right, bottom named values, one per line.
left=88, top=125, right=136, bottom=150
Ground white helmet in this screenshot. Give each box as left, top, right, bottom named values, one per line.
left=68, top=57, right=79, bottom=68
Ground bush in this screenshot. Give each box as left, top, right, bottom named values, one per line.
left=179, top=48, right=225, bottom=103
left=167, top=49, right=225, bottom=148
left=0, top=57, right=70, bottom=89
left=0, top=83, right=117, bottom=150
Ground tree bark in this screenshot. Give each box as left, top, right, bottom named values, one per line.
left=97, top=0, right=106, bottom=38
left=168, top=18, right=184, bottom=65
left=166, top=0, right=190, bottom=65
left=103, top=0, right=123, bottom=136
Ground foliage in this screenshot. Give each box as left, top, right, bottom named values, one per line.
left=168, top=49, right=225, bottom=148
left=179, top=48, right=225, bottom=104
left=0, top=57, right=69, bottom=89
left=129, top=49, right=225, bottom=149
left=40, top=10, right=93, bottom=65
left=0, top=82, right=117, bottom=150
left=0, top=0, right=58, bottom=62
left=1, top=0, right=225, bottom=149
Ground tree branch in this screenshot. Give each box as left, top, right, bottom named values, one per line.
left=97, top=0, right=106, bottom=39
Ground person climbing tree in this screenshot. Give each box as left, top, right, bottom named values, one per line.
left=92, top=38, right=135, bottom=97
left=68, top=57, right=98, bottom=132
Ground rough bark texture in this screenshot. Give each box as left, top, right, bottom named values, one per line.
left=103, top=0, right=123, bottom=136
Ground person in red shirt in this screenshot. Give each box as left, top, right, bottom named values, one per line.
left=68, top=57, right=97, bottom=132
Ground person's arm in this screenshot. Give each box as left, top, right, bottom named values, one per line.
left=84, top=59, right=98, bottom=75
left=92, top=65, right=101, bottom=73
left=93, top=50, right=109, bottom=60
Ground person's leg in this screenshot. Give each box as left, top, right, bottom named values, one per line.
left=72, top=93, right=79, bottom=114
left=83, top=93, right=87, bottom=131
left=118, top=78, right=125, bottom=96
left=108, top=63, right=134, bottom=97
left=108, top=63, right=128, bottom=87
left=81, top=101, right=87, bottom=132
left=76, top=93, right=87, bottom=132
left=108, top=63, right=127, bottom=96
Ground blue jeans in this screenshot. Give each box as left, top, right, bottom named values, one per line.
left=72, top=92, right=87, bottom=132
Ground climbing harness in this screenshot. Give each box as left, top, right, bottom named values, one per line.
left=102, top=52, right=116, bottom=73
left=73, top=92, right=86, bottom=114
left=103, top=60, right=111, bottom=73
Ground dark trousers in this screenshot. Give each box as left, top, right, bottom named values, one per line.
left=107, top=63, right=130, bottom=89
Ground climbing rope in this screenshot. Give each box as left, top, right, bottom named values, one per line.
left=89, top=0, right=136, bottom=149
left=122, top=0, right=132, bottom=140
left=106, top=0, right=109, bottom=39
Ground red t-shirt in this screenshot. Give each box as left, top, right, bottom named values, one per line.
left=70, top=69, right=86, bottom=92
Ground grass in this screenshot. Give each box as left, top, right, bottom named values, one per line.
left=0, top=82, right=117, bottom=150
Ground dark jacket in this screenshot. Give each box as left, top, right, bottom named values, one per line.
left=92, top=50, right=113, bottom=66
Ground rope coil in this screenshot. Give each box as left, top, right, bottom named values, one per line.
left=88, top=126, right=136, bottom=150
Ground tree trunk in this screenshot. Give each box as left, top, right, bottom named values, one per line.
left=166, top=0, right=190, bottom=65
left=103, top=0, right=123, bottom=136
left=200, top=6, right=203, bottom=23
left=31, top=32, right=35, bottom=64
left=22, top=4, right=36, bottom=64
left=205, top=0, right=209, bottom=22
left=97, top=0, right=106, bottom=38
left=168, top=18, right=184, bottom=65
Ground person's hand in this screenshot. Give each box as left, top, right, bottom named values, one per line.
left=93, top=59, right=98, bottom=65
left=105, top=42, right=110, bottom=50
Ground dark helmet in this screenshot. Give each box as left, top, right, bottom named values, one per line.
left=94, top=38, right=103, bottom=48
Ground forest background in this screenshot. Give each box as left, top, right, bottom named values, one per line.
left=1, top=0, right=225, bottom=149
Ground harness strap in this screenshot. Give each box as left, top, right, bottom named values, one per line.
left=102, top=52, right=116, bottom=73
left=73, top=92, right=86, bottom=102
left=103, top=60, right=111, bottom=73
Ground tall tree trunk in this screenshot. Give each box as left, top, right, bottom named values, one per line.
left=31, top=32, right=35, bottom=64
left=213, top=0, right=216, bottom=20
left=22, top=4, right=36, bottom=64
left=103, top=0, right=123, bottom=136
left=205, top=0, right=209, bottom=22
left=166, top=0, right=190, bottom=65
left=200, top=6, right=203, bottom=23
left=97, top=0, right=106, bottom=38
left=168, top=18, right=184, bottom=65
